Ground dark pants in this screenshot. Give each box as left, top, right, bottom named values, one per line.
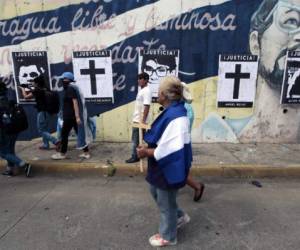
left=61, top=118, right=78, bottom=154
left=131, top=127, right=145, bottom=159
left=61, top=118, right=89, bottom=154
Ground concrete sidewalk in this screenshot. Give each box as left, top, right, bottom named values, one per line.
left=2, top=140, right=300, bottom=177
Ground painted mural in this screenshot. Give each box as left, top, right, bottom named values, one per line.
left=0, top=0, right=300, bottom=143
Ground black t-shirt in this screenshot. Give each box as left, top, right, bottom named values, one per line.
left=63, top=85, right=77, bottom=120
left=32, top=87, right=46, bottom=112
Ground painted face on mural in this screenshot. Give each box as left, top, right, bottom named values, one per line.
left=18, top=65, right=43, bottom=85
left=250, top=0, right=300, bottom=91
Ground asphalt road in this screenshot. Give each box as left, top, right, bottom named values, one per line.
left=0, top=176, right=299, bottom=250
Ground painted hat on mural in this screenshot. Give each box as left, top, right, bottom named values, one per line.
left=60, top=72, right=75, bottom=82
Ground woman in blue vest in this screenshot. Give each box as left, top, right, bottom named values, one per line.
left=137, top=76, right=192, bottom=247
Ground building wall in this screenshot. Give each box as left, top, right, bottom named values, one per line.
left=1, top=0, right=300, bottom=143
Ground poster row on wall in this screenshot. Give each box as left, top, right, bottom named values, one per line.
left=11, top=50, right=299, bottom=106
left=11, top=49, right=180, bottom=104
left=217, top=51, right=300, bottom=107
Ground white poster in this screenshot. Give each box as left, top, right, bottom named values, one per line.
left=217, top=54, right=258, bottom=108
left=280, top=51, right=300, bottom=104
left=73, top=50, right=114, bottom=103
left=138, top=49, right=179, bottom=99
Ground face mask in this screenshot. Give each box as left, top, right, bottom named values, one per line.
left=62, top=80, right=70, bottom=89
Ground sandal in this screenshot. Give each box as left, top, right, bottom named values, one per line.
left=194, top=183, right=205, bottom=202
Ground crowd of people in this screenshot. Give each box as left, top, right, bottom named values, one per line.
left=0, top=72, right=203, bottom=247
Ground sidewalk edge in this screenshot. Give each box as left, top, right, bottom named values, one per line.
left=2, top=161, right=300, bottom=177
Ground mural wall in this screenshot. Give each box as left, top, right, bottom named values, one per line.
left=1, top=0, right=300, bottom=143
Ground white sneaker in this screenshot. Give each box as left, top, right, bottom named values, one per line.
left=78, top=153, right=91, bottom=159
left=177, top=213, right=190, bottom=228
left=51, top=153, right=66, bottom=160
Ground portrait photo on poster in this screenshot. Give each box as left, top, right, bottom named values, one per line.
left=138, top=49, right=179, bottom=99
left=281, top=51, right=300, bottom=104
left=11, top=51, right=51, bottom=104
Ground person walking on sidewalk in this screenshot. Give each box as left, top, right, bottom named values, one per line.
left=0, top=82, right=32, bottom=177
left=137, top=76, right=192, bottom=247
left=51, top=72, right=92, bottom=160
left=181, top=82, right=205, bottom=202
left=126, top=72, right=152, bottom=163
left=20, top=75, right=60, bottom=150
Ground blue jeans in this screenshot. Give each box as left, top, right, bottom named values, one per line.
left=37, top=111, right=58, bottom=148
left=149, top=185, right=184, bottom=242
left=0, top=133, right=25, bottom=168
left=56, top=116, right=63, bottom=141
left=88, top=116, right=97, bottom=140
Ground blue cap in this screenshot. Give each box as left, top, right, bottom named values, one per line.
left=60, top=72, right=75, bottom=82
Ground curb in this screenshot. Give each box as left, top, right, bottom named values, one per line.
left=2, top=161, right=300, bottom=178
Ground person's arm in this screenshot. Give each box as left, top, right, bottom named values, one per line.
left=142, top=105, right=150, bottom=123
left=142, top=88, right=152, bottom=123
left=72, top=98, right=81, bottom=125
left=19, top=87, right=33, bottom=99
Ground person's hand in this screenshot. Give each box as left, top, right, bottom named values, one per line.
left=76, top=116, right=81, bottom=125
left=136, top=145, right=148, bottom=159
left=18, top=85, right=25, bottom=92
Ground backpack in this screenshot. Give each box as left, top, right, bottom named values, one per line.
left=44, top=90, right=60, bottom=114
left=0, top=102, right=28, bottom=134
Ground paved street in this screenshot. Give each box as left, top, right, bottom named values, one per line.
left=0, top=176, right=299, bottom=250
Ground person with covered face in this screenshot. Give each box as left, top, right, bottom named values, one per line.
left=51, top=72, right=92, bottom=160
left=137, top=76, right=192, bottom=247
left=240, top=0, right=300, bottom=142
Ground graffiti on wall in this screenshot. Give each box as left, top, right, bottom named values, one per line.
left=0, top=0, right=300, bottom=142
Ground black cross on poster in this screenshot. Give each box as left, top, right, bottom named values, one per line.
left=225, top=64, right=250, bottom=99
left=80, top=60, right=105, bottom=95
left=217, top=54, right=258, bottom=108
left=73, top=50, right=114, bottom=104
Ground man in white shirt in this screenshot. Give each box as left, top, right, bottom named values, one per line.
left=126, top=72, right=152, bottom=163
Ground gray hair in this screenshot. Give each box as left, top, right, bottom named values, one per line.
left=159, top=76, right=183, bottom=101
